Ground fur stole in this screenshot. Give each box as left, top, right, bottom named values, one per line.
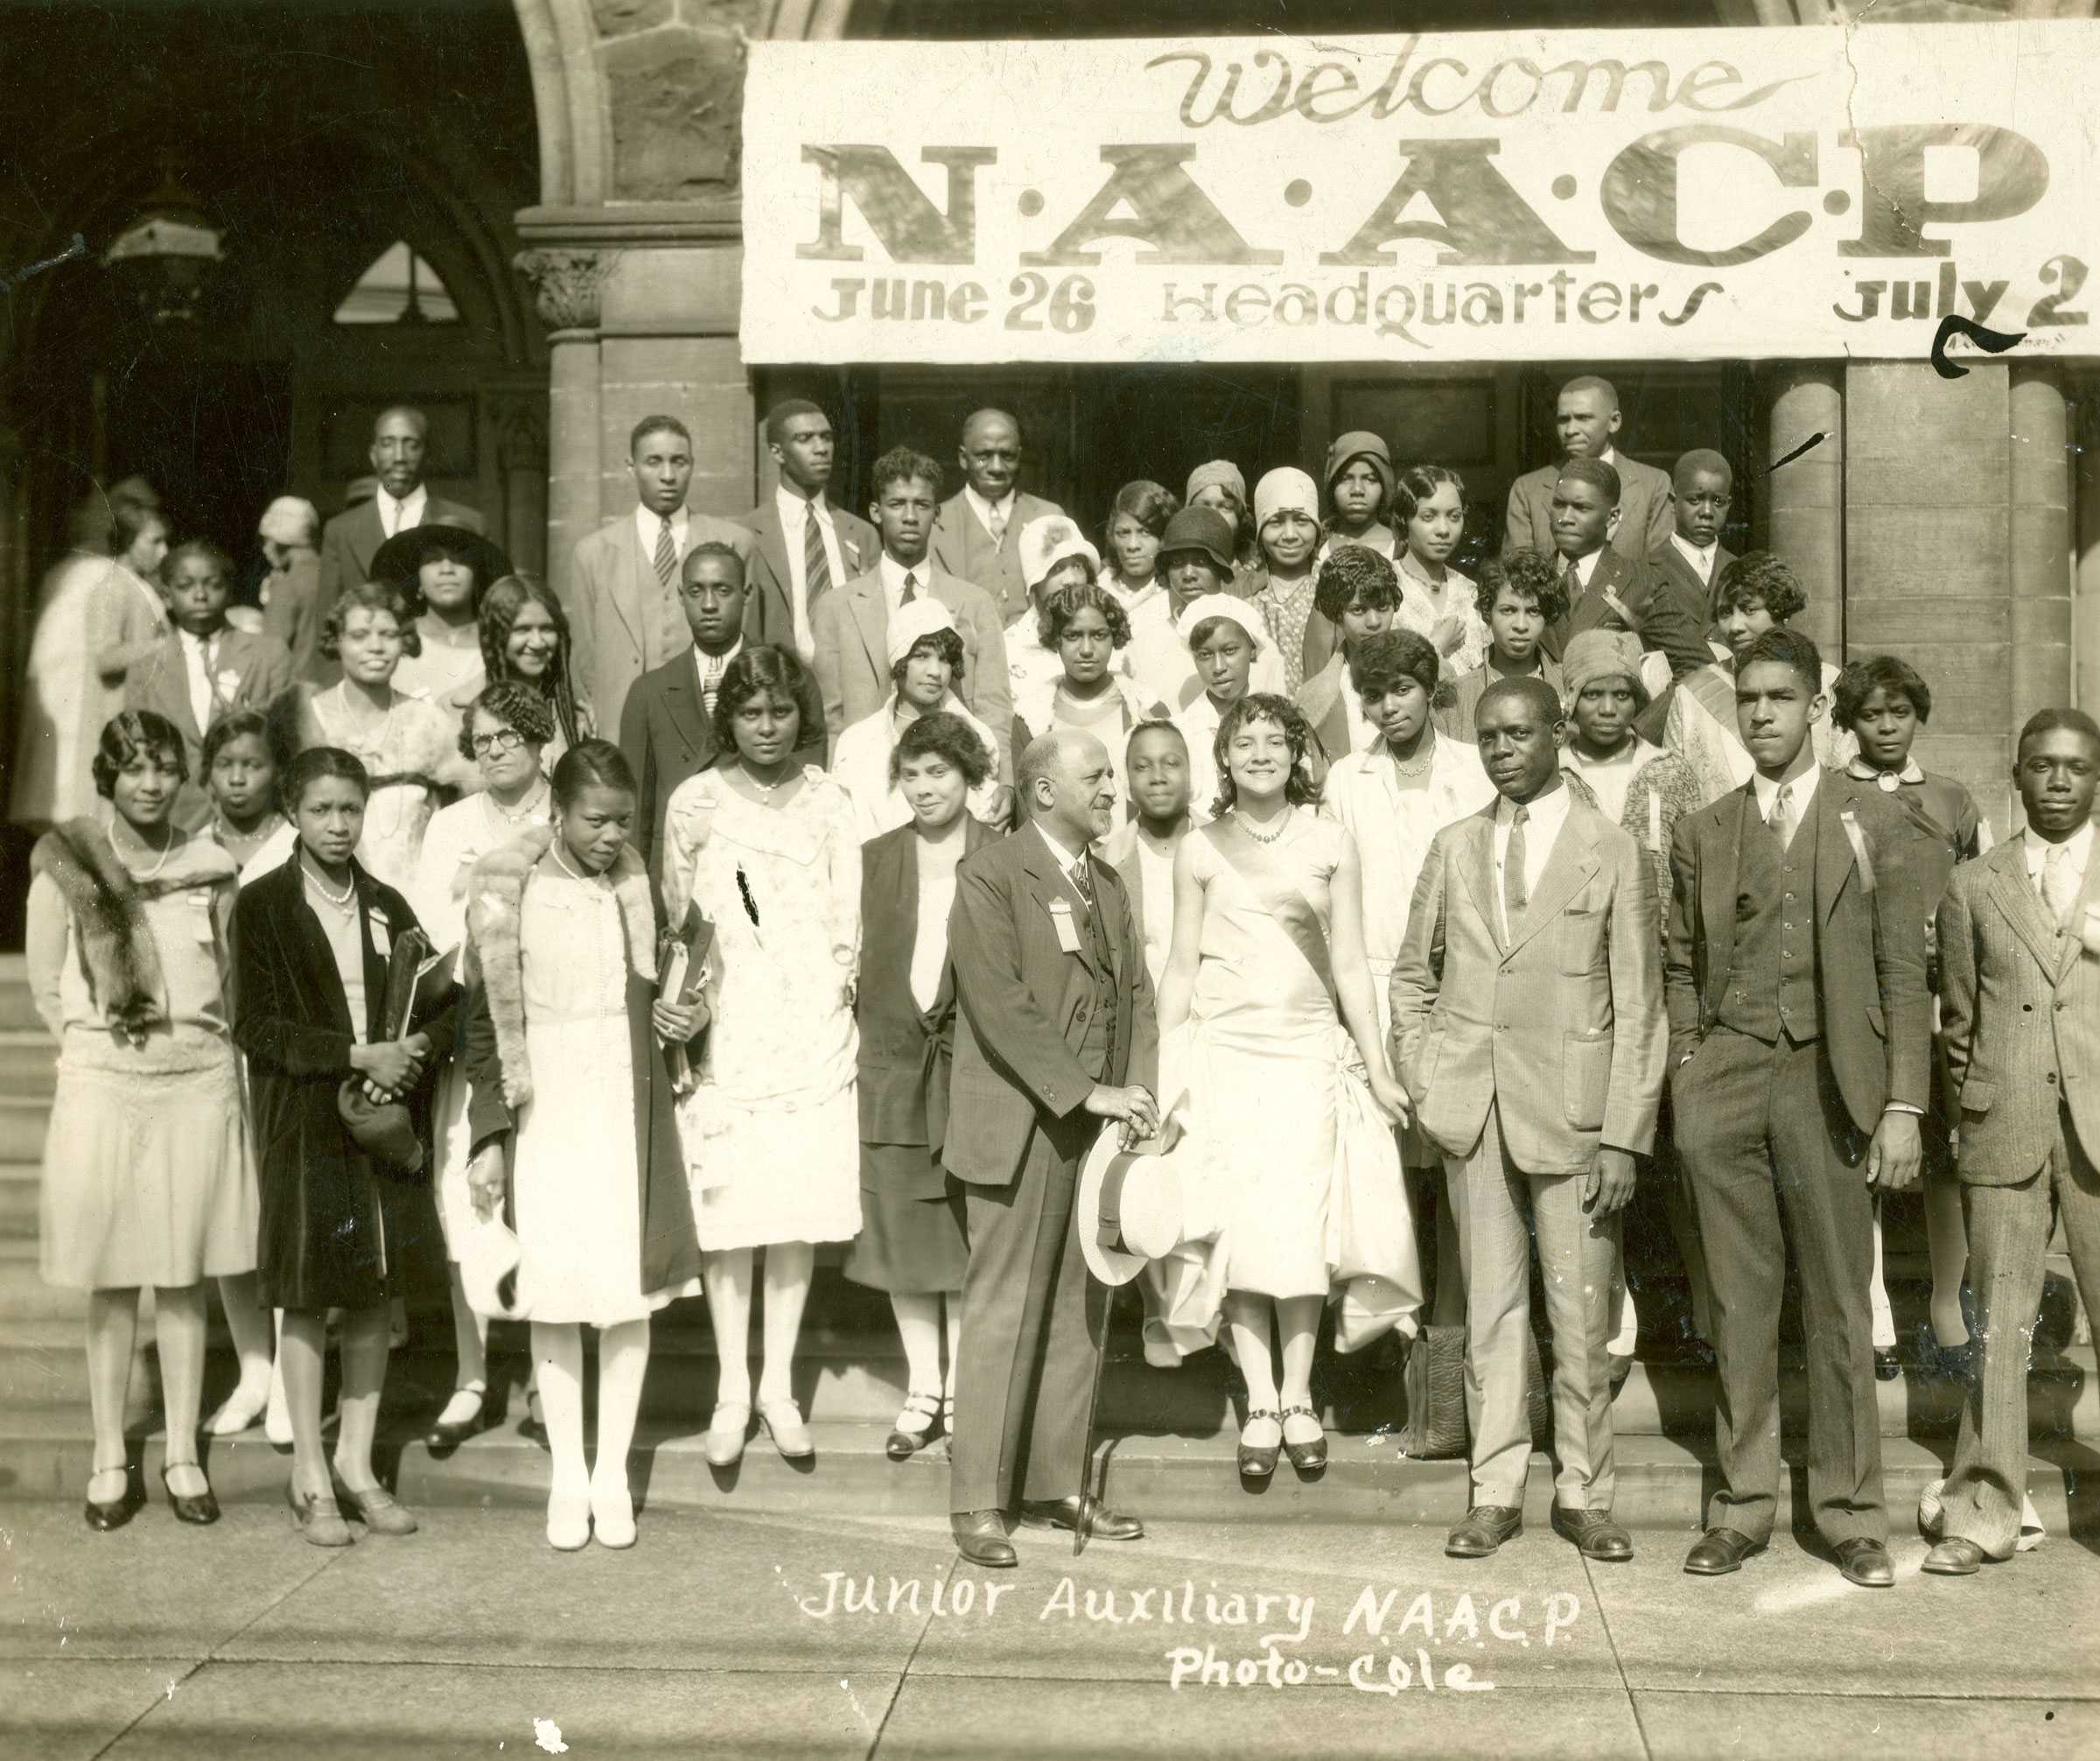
left=466, top=824, right=656, bottom=1110
left=30, top=819, right=236, bottom=1035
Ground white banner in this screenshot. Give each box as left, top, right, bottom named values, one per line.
left=740, top=22, right=2100, bottom=365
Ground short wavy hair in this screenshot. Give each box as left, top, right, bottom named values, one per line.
left=551, top=738, right=636, bottom=810
left=1210, top=691, right=1320, bottom=817
left=321, top=578, right=421, bottom=660
left=888, top=625, right=968, bottom=693
left=160, top=538, right=234, bottom=589
left=200, top=706, right=284, bottom=778
left=1474, top=550, right=1569, bottom=627
left=1346, top=628, right=1443, bottom=705
left=870, top=446, right=944, bottom=502
left=92, top=710, right=186, bottom=799
left=1109, top=480, right=1178, bottom=542
left=1392, top=463, right=1466, bottom=527
left=1737, top=626, right=1822, bottom=698
left=284, top=745, right=370, bottom=810
left=1313, top=544, right=1401, bottom=625
left=458, top=679, right=557, bottom=762
left=1038, top=580, right=1132, bottom=651
left=712, top=643, right=822, bottom=755
left=1713, top=551, right=1807, bottom=624
left=888, top=707, right=994, bottom=789
left=1832, top=655, right=1932, bottom=732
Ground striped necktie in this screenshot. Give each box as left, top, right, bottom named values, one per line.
left=802, top=504, right=833, bottom=614
left=653, top=518, right=676, bottom=589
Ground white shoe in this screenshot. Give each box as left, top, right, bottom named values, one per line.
left=206, top=1378, right=272, bottom=1436
left=547, top=1482, right=591, bottom=1552
left=263, top=1365, right=293, bottom=1449
left=591, top=1477, right=636, bottom=1549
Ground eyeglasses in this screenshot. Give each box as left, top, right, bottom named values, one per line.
left=471, top=728, right=526, bottom=757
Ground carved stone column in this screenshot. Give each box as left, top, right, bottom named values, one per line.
left=495, top=402, right=550, bottom=584
left=2009, top=363, right=2073, bottom=733
left=514, top=248, right=615, bottom=607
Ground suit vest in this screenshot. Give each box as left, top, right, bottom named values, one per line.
left=1713, top=808, right=1822, bottom=1044
left=1074, top=867, right=1118, bottom=1083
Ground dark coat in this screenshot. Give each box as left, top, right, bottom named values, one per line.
left=1544, top=546, right=1713, bottom=684
left=232, top=854, right=451, bottom=1310
left=618, top=649, right=720, bottom=904
left=856, top=817, right=996, bottom=1165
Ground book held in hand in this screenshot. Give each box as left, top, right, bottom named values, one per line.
left=658, top=904, right=716, bottom=1094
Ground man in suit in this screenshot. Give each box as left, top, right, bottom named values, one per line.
left=1648, top=450, right=1737, bottom=639
left=1541, top=459, right=1711, bottom=689
left=1391, top=675, right=1665, bottom=1563
left=315, top=406, right=482, bottom=677
left=927, top=407, right=1065, bottom=624
left=569, top=414, right=752, bottom=742
left=945, top=727, right=1161, bottom=1567
left=618, top=538, right=750, bottom=906
left=738, top=398, right=878, bottom=662
left=1925, top=709, right=2100, bottom=1575
left=813, top=446, right=1013, bottom=784
left=1504, top=375, right=1674, bottom=563
left=124, top=539, right=292, bottom=830
left=1666, top=627, right=1930, bottom=1587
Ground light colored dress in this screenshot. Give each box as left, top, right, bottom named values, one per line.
left=303, top=684, right=466, bottom=896
left=831, top=693, right=1005, bottom=845
left=1394, top=558, right=1489, bottom=677
left=1665, top=659, right=1856, bottom=807
left=509, top=868, right=675, bottom=1323
left=411, top=785, right=552, bottom=1249
left=662, top=768, right=863, bottom=1251
left=393, top=631, right=484, bottom=709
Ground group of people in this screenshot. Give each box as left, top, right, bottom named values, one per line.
left=15, top=376, right=2096, bottom=1592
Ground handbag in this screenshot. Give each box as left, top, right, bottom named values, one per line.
left=1400, top=1322, right=1555, bottom=1458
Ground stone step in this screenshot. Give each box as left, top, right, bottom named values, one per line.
left=0, top=1413, right=2087, bottom=1541
left=0, top=1032, right=56, bottom=1097
left=0, top=1164, right=36, bottom=1238
left=0, top=962, right=38, bottom=1034
left=0, top=1099, right=48, bottom=1165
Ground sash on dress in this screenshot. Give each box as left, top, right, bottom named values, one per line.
left=1200, top=817, right=1337, bottom=1002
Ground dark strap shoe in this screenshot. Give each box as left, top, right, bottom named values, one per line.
left=1552, top=1506, right=1633, bottom=1561
left=1922, top=1537, right=1988, bottom=1576
left=1834, top=1537, right=1894, bottom=1588
left=1684, top=1528, right=1765, bottom=1575
left=1445, top=1505, right=1523, bottom=1558
left=160, top=1463, right=220, bottom=1526
left=1018, top=1495, right=1144, bottom=1541
left=950, top=1509, right=1017, bottom=1568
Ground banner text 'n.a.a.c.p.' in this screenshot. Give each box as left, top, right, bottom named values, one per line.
left=738, top=22, right=2100, bottom=367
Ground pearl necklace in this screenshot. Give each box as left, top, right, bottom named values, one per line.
left=1387, top=733, right=1436, bottom=779
left=301, top=857, right=355, bottom=911
left=484, top=780, right=550, bottom=829
left=332, top=681, right=397, bottom=757
left=743, top=764, right=794, bottom=804
left=1236, top=806, right=1293, bottom=845
left=550, top=839, right=596, bottom=883
left=113, top=817, right=176, bottom=881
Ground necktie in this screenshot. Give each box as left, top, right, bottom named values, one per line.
left=1071, top=856, right=1096, bottom=914
left=2041, top=843, right=2078, bottom=931
left=701, top=652, right=726, bottom=718
left=1768, top=782, right=1797, bottom=850
left=1502, top=803, right=1529, bottom=933
left=900, top=571, right=919, bottom=606
left=653, top=518, right=676, bottom=590
left=802, top=505, right=833, bottom=614
left=987, top=502, right=1008, bottom=548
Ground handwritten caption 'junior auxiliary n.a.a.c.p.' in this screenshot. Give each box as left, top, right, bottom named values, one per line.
left=795, top=1569, right=1583, bottom=1694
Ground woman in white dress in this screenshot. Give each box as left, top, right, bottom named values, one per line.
left=1158, top=693, right=1414, bottom=1482
left=831, top=599, right=1004, bottom=844
left=285, top=579, right=477, bottom=895
left=409, top=681, right=556, bottom=1455
left=461, top=740, right=704, bottom=1550
left=1393, top=465, right=1489, bottom=676
left=663, top=646, right=862, bottom=1467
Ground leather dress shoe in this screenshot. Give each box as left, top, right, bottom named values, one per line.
left=1873, top=1349, right=1902, bottom=1382
left=1834, top=1537, right=1894, bottom=1587
left=1684, top=1529, right=1765, bottom=1575
left=424, top=1388, right=489, bottom=1456
left=160, top=1463, right=220, bottom=1526
left=84, top=1465, right=144, bottom=1533
left=1922, top=1537, right=1988, bottom=1576
left=1019, top=1495, right=1144, bottom=1541
left=1552, top=1506, right=1633, bottom=1561
left=1446, top=1505, right=1522, bottom=1558
left=951, top=1509, right=1017, bottom=1568
left=335, top=1480, right=419, bottom=1537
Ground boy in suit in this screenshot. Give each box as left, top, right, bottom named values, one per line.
left=1392, top=675, right=1665, bottom=1563
left=813, top=446, right=1012, bottom=789
left=124, top=540, right=292, bottom=830
left=1503, top=375, right=1674, bottom=563
left=1437, top=551, right=1567, bottom=740
left=1925, top=709, right=2100, bottom=1575
left=1542, top=460, right=1711, bottom=686
left=927, top=408, right=1066, bottom=624
left=1649, top=450, right=1737, bottom=644
left=738, top=399, right=877, bottom=662
left=1666, top=628, right=1930, bottom=1587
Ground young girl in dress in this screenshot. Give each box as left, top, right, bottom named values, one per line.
left=1321, top=433, right=1398, bottom=561
left=478, top=573, right=592, bottom=764
left=848, top=712, right=997, bottom=1458
left=233, top=746, right=446, bottom=1546
left=1012, top=580, right=1166, bottom=753
left=1250, top=469, right=1322, bottom=695
left=1102, top=480, right=1177, bottom=619
left=29, top=712, right=256, bottom=1528
left=1157, top=694, right=1413, bottom=1481
left=662, top=646, right=863, bottom=1468
left=462, top=740, right=704, bottom=1550
left=1392, top=465, right=1488, bottom=675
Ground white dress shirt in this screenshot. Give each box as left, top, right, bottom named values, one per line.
left=375, top=485, right=428, bottom=539
left=2023, top=820, right=2095, bottom=909
left=1670, top=531, right=1718, bottom=586
left=1750, top=761, right=1820, bottom=832
left=1492, top=779, right=1572, bottom=943
left=177, top=628, right=219, bottom=733
left=635, top=504, right=690, bottom=565
left=964, top=485, right=1018, bottom=545
left=878, top=551, right=931, bottom=616
left=776, top=485, right=845, bottom=662
left=1034, top=819, right=1092, bottom=895
left=1564, top=547, right=1604, bottom=593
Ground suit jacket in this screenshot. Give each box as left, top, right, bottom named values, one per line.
left=1937, top=836, right=2100, bottom=1182
left=124, top=627, right=294, bottom=828
left=737, top=496, right=878, bottom=656
left=857, top=817, right=997, bottom=1153
left=1544, top=547, right=1712, bottom=683
left=928, top=488, right=1065, bottom=625
left=261, top=551, right=325, bottom=679
left=1503, top=456, right=1674, bottom=563
left=315, top=495, right=483, bottom=661
left=569, top=509, right=753, bottom=743
left=1665, top=770, right=1932, bottom=1136
left=943, top=828, right=1159, bottom=1188
left=1648, top=538, right=1737, bottom=637
left=1390, top=790, right=1665, bottom=1175
left=616, top=648, right=720, bottom=903
left=811, top=563, right=1013, bottom=779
